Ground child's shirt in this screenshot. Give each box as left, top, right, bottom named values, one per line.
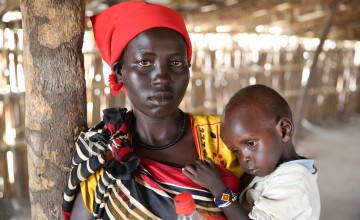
left=239, top=158, right=321, bottom=220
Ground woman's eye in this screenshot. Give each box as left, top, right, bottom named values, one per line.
left=247, top=140, right=257, bottom=148
left=170, top=60, right=184, bottom=67
left=137, top=60, right=151, bottom=67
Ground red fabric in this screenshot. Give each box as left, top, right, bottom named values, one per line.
left=90, top=1, right=192, bottom=96
left=108, top=73, right=123, bottom=96
left=112, top=145, right=133, bottom=162
left=61, top=210, right=71, bottom=220
left=139, top=157, right=241, bottom=194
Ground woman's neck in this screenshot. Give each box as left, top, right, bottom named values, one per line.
left=131, top=109, right=185, bottom=148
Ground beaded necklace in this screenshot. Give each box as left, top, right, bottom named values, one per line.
left=131, top=109, right=187, bottom=150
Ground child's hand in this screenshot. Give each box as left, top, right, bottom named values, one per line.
left=182, top=159, right=227, bottom=196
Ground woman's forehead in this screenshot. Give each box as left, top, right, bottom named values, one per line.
left=133, top=28, right=185, bottom=43
left=125, top=28, right=188, bottom=55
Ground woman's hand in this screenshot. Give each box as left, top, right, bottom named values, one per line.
left=182, top=159, right=227, bottom=197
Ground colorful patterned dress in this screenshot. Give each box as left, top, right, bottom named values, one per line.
left=62, top=108, right=243, bottom=220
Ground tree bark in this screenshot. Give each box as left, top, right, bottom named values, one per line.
left=21, top=0, right=86, bottom=219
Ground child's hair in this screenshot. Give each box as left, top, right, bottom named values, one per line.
left=225, top=84, right=293, bottom=124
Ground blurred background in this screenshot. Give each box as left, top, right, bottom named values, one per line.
left=0, top=0, right=359, bottom=219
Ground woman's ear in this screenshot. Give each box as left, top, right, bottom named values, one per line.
left=277, top=117, right=293, bottom=142
left=116, top=72, right=123, bottom=83
left=112, top=60, right=123, bottom=82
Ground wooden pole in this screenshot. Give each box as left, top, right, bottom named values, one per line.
left=20, top=0, right=86, bottom=219
left=293, top=0, right=339, bottom=144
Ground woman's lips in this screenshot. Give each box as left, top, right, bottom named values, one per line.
left=149, top=91, right=173, bottom=104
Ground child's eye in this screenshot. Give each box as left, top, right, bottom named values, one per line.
left=232, top=149, right=239, bottom=154
left=137, top=60, right=152, bottom=67
left=247, top=140, right=257, bottom=148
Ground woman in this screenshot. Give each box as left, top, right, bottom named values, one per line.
left=62, top=1, right=243, bottom=219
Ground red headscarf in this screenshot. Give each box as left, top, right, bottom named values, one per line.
left=91, top=1, right=192, bottom=96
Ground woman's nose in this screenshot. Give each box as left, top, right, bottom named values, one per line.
left=152, top=63, right=171, bottom=85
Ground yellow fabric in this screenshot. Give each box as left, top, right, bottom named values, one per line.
left=80, top=168, right=102, bottom=212
left=80, top=150, right=112, bottom=212
left=190, top=113, right=243, bottom=178
left=80, top=114, right=243, bottom=212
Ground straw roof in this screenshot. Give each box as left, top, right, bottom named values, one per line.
left=1, top=0, right=360, bottom=40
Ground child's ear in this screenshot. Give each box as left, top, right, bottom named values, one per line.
left=277, top=117, right=293, bottom=142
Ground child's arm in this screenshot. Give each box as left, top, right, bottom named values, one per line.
left=182, top=159, right=250, bottom=220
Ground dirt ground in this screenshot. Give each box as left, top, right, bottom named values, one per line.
left=296, top=113, right=360, bottom=220
left=1, top=114, right=359, bottom=220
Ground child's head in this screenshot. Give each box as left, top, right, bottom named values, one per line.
left=220, top=84, right=297, bottom=177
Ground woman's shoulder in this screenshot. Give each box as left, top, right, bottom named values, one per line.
left=63, top=122, right=111, bottom=216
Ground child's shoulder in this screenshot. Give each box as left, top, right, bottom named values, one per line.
left=276, top=158, right=316, bottom=175
left=265, top=161, right=318, bottom=187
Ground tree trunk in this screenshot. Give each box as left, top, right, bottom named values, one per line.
left=20, top=0, right=86, bottom=219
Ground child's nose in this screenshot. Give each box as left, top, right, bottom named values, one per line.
left=241, top=149, right=252, bottom=163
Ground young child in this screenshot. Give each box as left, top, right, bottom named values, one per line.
left=182, top=84, right=321, bottom=220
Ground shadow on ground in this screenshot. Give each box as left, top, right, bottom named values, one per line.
left=297, top=114, right=360, bottom=220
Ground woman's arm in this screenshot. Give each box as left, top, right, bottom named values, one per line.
left=70, top=192, right=93, bottom=220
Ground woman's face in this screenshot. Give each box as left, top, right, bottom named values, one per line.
left=120, top=28, right=190, bottom=118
